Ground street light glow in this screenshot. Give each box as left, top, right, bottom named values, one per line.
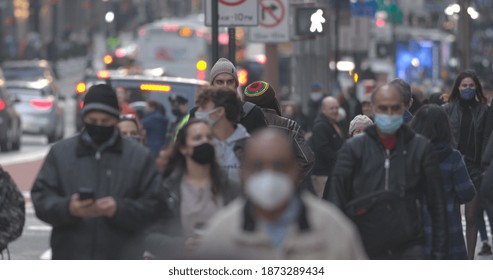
left=468, top=7, right=479, bottom=19
left=105, top=11, right=115, bottom=23
left=445, top=4, right=461, bottom=16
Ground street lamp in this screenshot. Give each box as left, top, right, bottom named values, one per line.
left=105, top=11, right=114, bottom=23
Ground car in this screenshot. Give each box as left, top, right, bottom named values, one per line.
left=74, top=70, right=205, bottom=131
left=2, top=60, right=57, bottom=82
left=107, top=74, right=208, bottom=122
left=6, top=80, right=64, bottom=143
left=0, top=81, right=22, bottom=151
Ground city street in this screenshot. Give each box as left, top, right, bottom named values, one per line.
left=1, top=57, right=84, bottom=260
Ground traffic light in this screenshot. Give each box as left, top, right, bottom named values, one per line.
left=294, top=7, right=327, bottom=37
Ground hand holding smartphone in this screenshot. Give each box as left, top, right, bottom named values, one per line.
left=78, top=188, right=95, bottom=201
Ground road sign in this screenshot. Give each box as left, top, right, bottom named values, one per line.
left=249, top=0, right=289, bottom=43
left=205, top=0, right=259, bottom=27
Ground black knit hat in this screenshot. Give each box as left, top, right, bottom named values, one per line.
left=82, top=84, right=120, bottom=118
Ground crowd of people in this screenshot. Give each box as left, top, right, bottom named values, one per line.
left=2, top=57, right=493, bottom=261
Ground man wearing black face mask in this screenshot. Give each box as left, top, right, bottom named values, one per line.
left=31, top=84, right=167, bottom=259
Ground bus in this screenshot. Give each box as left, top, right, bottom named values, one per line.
left=135, top=15, right=219, bottom=81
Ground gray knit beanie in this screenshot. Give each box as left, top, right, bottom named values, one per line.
left=209, top=58, right=238, bottom=86
left=349, top=115, right=373, bottom=136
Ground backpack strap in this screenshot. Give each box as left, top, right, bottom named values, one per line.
left=242, top=102, right=256, bottom=118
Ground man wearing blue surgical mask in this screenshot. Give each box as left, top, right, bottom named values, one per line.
left=197, top=129, right=366, bottom=259
left=326, top=83, right=448, bottom=260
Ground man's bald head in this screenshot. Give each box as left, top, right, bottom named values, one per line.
left=241, top=129, right=299, bottom=185
left=371, top=84, right=404, bottom=104
left=371, top=84, right=405, bottom=118
left=321, top=96, right=339, bottom=122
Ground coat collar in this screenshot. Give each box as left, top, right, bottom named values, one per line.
left=76, top=130, right=123, bottom=157
left=365, top=124, right=415, bottom=145
left=242, top=193, right=310, bottom=233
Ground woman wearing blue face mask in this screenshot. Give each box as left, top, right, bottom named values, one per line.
left=143, top=119, right=240, bottom=259
left=443, top=70, right=489, bottom=259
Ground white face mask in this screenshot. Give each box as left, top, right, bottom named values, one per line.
left=195, top=108, right=220, bottom=127
left=245, top=170, right=294, bottom=211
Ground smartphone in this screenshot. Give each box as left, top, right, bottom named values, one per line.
left=78, top=188, right=95, bottom=201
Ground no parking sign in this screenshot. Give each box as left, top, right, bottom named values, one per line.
left=205, top=0, right=259, bottom=26
left=249, top=0, right=290, bottom=43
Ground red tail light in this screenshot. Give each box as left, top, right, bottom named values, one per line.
left=115, top=48, right=126, bottom=58
left=30, top=99, right=53, bottom=110
left=0, top=99, right=5, bottom=111
left=79, top=101, right=84, bottom=109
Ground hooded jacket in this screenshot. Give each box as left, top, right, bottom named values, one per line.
left=213, top=124, right=250, bottom=185
left=327, top=125, right=448, bottom=259
left=31, top=133, right=166, bottom=259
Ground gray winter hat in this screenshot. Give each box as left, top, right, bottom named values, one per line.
left=209, top=58, right=238, bottom=86
left=349, top=114, right=373, bottom=136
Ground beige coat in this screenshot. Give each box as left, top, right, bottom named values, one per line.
left=198, top=193, right=367, bottom=260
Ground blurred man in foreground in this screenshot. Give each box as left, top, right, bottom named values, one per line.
left=198, top=129, right=366, bottom=259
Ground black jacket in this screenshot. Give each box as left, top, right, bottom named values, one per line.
left=31, top=133, right=166, bottom=259
left=326, top=125, right=448, bottom=259
left=443, top=100, right=488, bottom=165
left=262, top=108, right=314, bottom=177
left=144, top=167, right=240, bottom=259
left=311, top=113, right=345, bottom=176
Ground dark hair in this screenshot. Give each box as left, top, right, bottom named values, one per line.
left=163, top=119, right=224, bottom=196
left=409, top=104, right=453, bottom=145
left=389, top=78, right=412, bottom=105
left=196, top=87, right=241, bottom=122
left=449, top=70, right=487, bottom=103
left=147, top=100, right=166, bottom=115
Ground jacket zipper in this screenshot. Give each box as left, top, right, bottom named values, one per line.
left=91, top=150, right=101, bottom=259
left=384, top=149, right=390, bottom=190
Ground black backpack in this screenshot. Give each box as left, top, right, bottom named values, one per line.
left=0, top=166, right=25, bottom=258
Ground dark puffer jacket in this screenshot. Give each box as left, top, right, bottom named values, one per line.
left=327, top=125, right=448, bottom=259
left=311, top=113, right=345, bottom=176
left=31, top=133, right=166, bottom=259
left=443, top=100, right=488, bottom=165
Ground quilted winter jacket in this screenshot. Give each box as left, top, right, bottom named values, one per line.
left=31, top=133, right=166, bottom=259
left=327, top=125, right=448, bottom=259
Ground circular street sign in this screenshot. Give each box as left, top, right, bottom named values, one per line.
left=219, top=0, right=247, bottom=6
left=260, top=0, right=285, bottom=28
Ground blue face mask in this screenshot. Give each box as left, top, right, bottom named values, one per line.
left=374, top=113, right=403, bottom=134
left=460, top=88, right=476, bottom=100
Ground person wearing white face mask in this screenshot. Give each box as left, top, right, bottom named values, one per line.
left=195, top=87, right=250, bottom=185
left=326, top=83, right=448, bottom=260
left=197, top=129, right=366, bottom=260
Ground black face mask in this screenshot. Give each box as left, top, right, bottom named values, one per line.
left=191, top=143, right=215, bottom=165
left=172, top=108, right=183, bottom=117
left=85, top=123, right=115, bottom=145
